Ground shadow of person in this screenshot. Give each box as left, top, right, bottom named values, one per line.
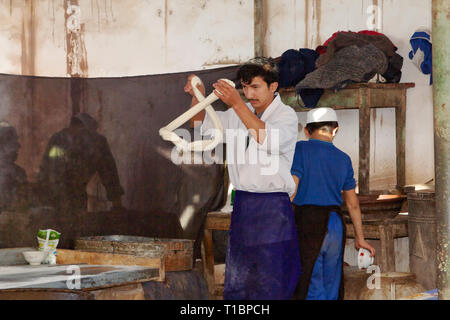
left=36, top=113, right=124, bottom=212
left=0, top=121, right=27, bottom=212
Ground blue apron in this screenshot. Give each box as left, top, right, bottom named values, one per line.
left=306, top=211, right=344, bottom=300
left=223, top=190, right=302, bottom=300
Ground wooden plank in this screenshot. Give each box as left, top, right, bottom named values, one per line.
left=74, top=236, right=194, bottom=272
left=345, top=216, right=408, bottom=239
left=205, top=213, right=231, bottom=230
left=378, top=224, right=396, bottom=272
left=275, top=83, right=415, bottom=111
left=201, top=229, right=216, bottom=296
left=56, top=249, right=165, bottom=282
left=396, top=89, right=407, bottom=190
left=254, top=0, right=264, bottom=57
left=0, top=264, right=160, bottom=290
left=359, top=88, right=371, bottom=195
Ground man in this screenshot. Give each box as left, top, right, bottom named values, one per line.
left=290, top=107, right=375, bottom=300
left=0, top=122, right=27, bottom=211
left=37, top=113, right=124, bottom=211
left=185, top=58, right=301, bottom=300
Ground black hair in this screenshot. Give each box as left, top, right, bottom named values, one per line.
left=305, top=121, right=339, bottom=135
left=237, top=57, right=279, bottom=87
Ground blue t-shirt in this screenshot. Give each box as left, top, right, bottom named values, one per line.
left=291, top=139, right=356, bottom=207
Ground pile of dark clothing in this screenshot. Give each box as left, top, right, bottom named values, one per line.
left=297, top=30, right=403, bottom=92
left=277, top=48, right=324, bottom=108
left=276, top=30, right=404, bottom=108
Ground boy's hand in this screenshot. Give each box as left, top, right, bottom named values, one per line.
left=213, top=80, right=243, bottom=108
left=355, top=237, right=376, bottom=257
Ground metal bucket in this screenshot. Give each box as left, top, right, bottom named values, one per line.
left=407, top=190, right=437, bottom=290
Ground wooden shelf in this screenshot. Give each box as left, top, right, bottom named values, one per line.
left=240, top=82, right=416, bottom=195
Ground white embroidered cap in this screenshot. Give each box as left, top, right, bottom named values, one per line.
left=306, top=107, right=338, bottom=124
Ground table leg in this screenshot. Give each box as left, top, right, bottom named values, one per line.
left=201, top=229, right=216, bottom=295
left=378, top=223, right=396, bottom=272
left=396, top=89, right=407, bottom=190
left=359, top=88, right=371, bottom=195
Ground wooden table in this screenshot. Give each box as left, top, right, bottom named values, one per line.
left=201, top=211, right=409, bottom=293
left=345, top=214, right=408, bottom=272
left=277, top=83, right=415, bottom=195
left=201, top=211, right=231, bottom=295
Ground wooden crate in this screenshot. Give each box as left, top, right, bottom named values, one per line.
left=74, top=236, right=194, bottom=272
left=56, top=249, right=165, bottom=281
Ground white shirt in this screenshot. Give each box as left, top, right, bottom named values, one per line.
left=201, top=94, right=298, bottom=196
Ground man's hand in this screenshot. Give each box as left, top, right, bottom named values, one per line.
left=213, top=79, right=243, bottom=108
left=355, top=237, right=376, bottom=257
left=184, top=74, right=205, bottom=97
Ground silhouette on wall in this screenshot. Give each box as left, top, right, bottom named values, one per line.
left=37, top=113, right=124, bottom=211
left=0, top=122, right=27, bottom=211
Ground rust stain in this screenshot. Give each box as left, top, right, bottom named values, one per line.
left=20, top=0, right=36, bottom=76
left=64, top=0, right=89, bottom=117
left=9, top=0, right=12, bottom=15
left=202, top=57, right=241, bottom=66
left=78, top=24, right=89, bottom=75
left=64, top=0, right=89, bottom=77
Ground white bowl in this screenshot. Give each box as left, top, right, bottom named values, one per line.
left=22, top=251, right=46, bottom=266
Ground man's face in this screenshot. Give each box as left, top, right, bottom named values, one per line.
left=241, top=76, right=278, bottom=111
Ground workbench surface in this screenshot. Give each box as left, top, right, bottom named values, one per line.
left=0, top=264, right=159, bottom=290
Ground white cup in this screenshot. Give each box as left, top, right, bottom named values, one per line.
left=357, top=248, right=374, bottom=269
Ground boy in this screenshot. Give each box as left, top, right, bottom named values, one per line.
left=290, top=107, right=375, bottom=300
